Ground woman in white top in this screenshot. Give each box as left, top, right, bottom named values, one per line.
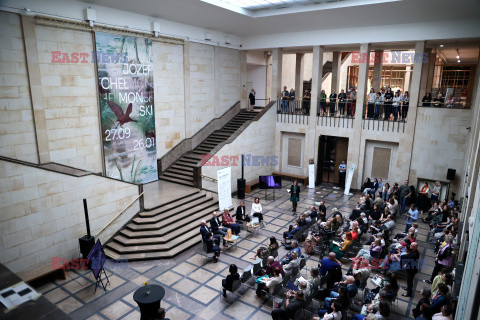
left=251, top=197, right=264, bottom=225
left=392, top=92, right=402, bottom=121
left=256, top=267, right=282, bottom=297
left=367, top=88, right=376, bottom=118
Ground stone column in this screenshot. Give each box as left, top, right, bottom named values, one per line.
left=372, top=50, right=383, bottom=91
left=398, top=41, right=426, bottom=184
left=426, top=50, right=436, bottom=93
left=21, top=16, right=49, bottom=163
left=295, top=53, right=305, bottom=99
left=270, top=48, right=283, bottom=101
left=306, top=46, right=324, bottom=177
left=240, top=51, right=248, bottom=109
left=352, top=43, right=371, bottom=188
left=404, top=65, right=412, bottom=92
left=183, top=41, right=192, bottom=137
left=418, top=47, right=431, bottom=100
left=331, top=51, right=340, bottom=94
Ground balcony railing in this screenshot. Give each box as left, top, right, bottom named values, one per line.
left=276, top=98, right=309, bottom=124
left=362, top=101, right=406, bottom=132
left=316, top=98, right=355, bottom=128
left=418, top=100, right=469, bottom=109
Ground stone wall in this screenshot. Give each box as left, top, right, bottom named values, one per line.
left=201, top=106, right=277, bottom=193
left=153, top=42, right=185, bottom=158
left=410, top=107, right=472, bottom=194
left=36, top=25, right=102, bottom=172
left=0, top=12, right=38, bottom=163
left=0, top=159, right=140, bottom=273
left=215, top=46, right=241, bottom=116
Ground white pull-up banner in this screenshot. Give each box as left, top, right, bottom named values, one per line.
left=217, top=167, right=233, bottom=211
left=344, top=164, right=356, bottom=195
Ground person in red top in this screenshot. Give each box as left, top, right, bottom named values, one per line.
left=351, top=226, right=359, bottom=241
left=222, top=209, right=240, bottom=235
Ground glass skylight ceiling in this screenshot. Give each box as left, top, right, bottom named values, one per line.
left=216, top=0, right=344, bottom=12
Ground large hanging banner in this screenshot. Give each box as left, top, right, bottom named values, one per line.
left=95, top=32, right=157, bottom=183
left=344, top=164, right=356, bottom=195
left=217, top=167, right=233, bottom=211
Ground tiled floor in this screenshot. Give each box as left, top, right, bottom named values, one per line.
left=35, top=183, right=435, bottom=319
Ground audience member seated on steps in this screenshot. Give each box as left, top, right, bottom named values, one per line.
left=222, top=264, right=240, bottom=298
left=209, top=211, right=229, bottom=247
left=412, top=288, right=431, bottom=318
left=251, top=236, right=279, bottom=260
left=271, top=289, right=305, bottom=320
left=236, top=201, right=250, bottom=223
left=352, top=300, right=390, bottom=320
left=329, top=231, right=353, bottom=259
left=222, top=209, right=240, bottom=235
left=313, top=301, right=342, bottom=320
left=282, top=219, right=302, bottom=245
left=251, top=197, right=265, bottom=226
left=256, top=267, right=283, bottom=297
left=265, top=256, right=285, bottom=277
left=154, top=307, right=170, bottom=320
left=283, top=251, right=300, bottom=277
left=281, top=241, right=302, bottom=265
left=428, top=283, right=450, bottom=314
left=200, top=220, right=221, bottom=262
left=431, top=305, right=453, bottom=320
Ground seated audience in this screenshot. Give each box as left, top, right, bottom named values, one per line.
left=313, top=301, right=342, bottom=320
left=222, top=264, right=240, bottom=297
left=329, top=231, right=353, bottom=259
left=429, top=283, right=450, bottom=314
left=352, top=300, right=390, bottom=320
left=283, top=251, right=300, bottom=276
left=432, top=305, right=453, bottom=320
left=412, top=288, right=431, bottom=318
left=271, top=290, right=305, bottom=320
left=319, top=252, right=342, bottom=277
left=281, top=241, right=302, bottom=265
left=264, top=256, right=285, bottom=277
left=251, top=236, right=279, bottom=260
left=256, top=267, right=282, bottom=297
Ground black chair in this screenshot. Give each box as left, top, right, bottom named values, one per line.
left=221, top=279, right=242, bottom=301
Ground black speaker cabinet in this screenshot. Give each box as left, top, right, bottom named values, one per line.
left=447, top=168, right=456, bottom=181
left=79, top=235, right=95, bottom=259
left=237, top=178, right=246, bottom=199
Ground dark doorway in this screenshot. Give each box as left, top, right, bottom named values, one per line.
left=317, top=136, right=349, bottom=185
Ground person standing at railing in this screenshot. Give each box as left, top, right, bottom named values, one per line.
left=348, top=87, right=357, bottom=118
left=248, top=88, right=256, bottom=112
left=380, top=88, right=386, bottom=118
left=281, top=86, right=289, bottom=113
left=383, top=87, right=394, bottom=120
left=422, top=92, right=432, bottom=107
left=303, top=89, right=311, bottom=115
left=433, top=93, right=444, bottom=107
left=338, top=89, right=347, bottom=117
left=402, top=91, right=410, bottom=121
left=374, top=92, right=383, bottom=119
left=329, top=90, right=337, bottom=116
left=367, top=88, right=376, bottom=119
left=320, top=89, right=327, bottom=116
left=289, top=88, right=296, bottom=114
left=392, top=92, right=402, bottom=121
left=445, top=95, right=454, bottom=108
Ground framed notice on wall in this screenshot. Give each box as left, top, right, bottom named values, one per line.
left=95, top=32, right=157, bottom=183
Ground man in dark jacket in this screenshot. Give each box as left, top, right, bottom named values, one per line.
left=209, top=211, right=228, bottom=247
left=200, top=220, right=220, bottom=262
left=235, top=201, right=250, bottom=223
left=271, top=290, right=305, bottom=320
left=401, top=242, right=420, bottom=297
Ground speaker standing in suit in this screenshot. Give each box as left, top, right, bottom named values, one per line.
left=289, top=180, right=300, bottom=213
left=209, top=211, right=229, bottom=247
left=200, top=220, right=221, bottom=262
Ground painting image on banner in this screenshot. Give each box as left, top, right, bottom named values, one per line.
left=95, top=32, right=157, bottom=183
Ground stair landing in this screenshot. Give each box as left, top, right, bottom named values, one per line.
left=143, top=180, right=196, bottom=209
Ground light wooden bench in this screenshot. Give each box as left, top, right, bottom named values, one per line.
left=272, top=171, right=308, bottom=186
left=245, top=178, right=259, bottom=193
left=18, top=263, right=66, bottom=284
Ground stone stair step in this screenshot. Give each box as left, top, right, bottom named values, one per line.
left=162, top=171, right=194, bottom=181
left=141, top=192, right=206, bottom=217
left=171, top=164, right=194, bottom=171
left=114, top=226, right=200, bottom=247
left=136, top=194, right=212, bottom=220
left=158, top=175, right=195, bottom=186
left=127, top=201, right=217, bottom=232
left=166, top=168, right=193, bottom=177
